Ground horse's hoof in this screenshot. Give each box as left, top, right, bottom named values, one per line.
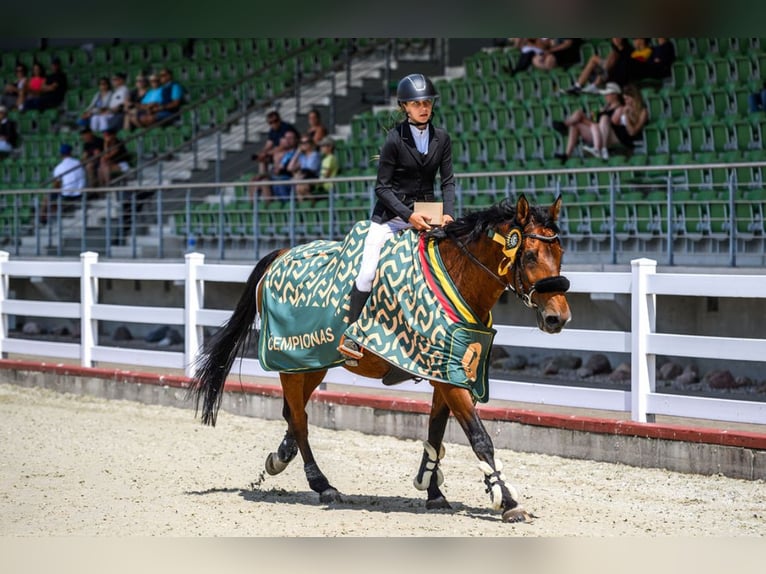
left=319, top=488, right=342, bottom=504
left=502, top=507, right=533, bottom=523
left=426, top=496, right=452, bottom=510
left=265, top=452, right=289, bottom=476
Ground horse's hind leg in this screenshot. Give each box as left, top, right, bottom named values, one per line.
left=276, top=371, right=341, bottom=503
left=265, top=371, right=327, bottom=475
left=432, top=382, right=531, bottom=523
left=413, top=385, right=452, bottom=510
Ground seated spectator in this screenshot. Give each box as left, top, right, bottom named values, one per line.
left=24, top=58, right=67, bottom=112
left=288, top=135, right=322, bottom=200
left=22, top=63, right=47, bottom=110
left=2, top=63, right=28, bottom=111
left=624, top=38, right=655, bottom=83
left=532, top=38, right=583, bottom=72
left=135, top=68, right=184, bottom=128
left=643, top=38, right=676, bottom=81
left=566, top=38, right=633, bottom=94
left=78, top=77, right=113, bottom=132
left=123, top=75, right=150, bottom=131
left=79, top=127, right=104, bottom=187
left=748, top=79, right=766, bottom=113
left=306, top=108, right=328, bottom=146
left=250, top=130, right=298, bottom=200
left=503, top=38, right=549, bottom=75
left=553, top=82, right=624, bottom=163
left=41, top=143, right=86, bottom=224
left=318, top=136, right=339, bottom=196
left=107, top=72, right=130, bottom=131
left=254, top=110, right=299, bottom=176
left=128, top=73, right=162, bottom=130
left=0, top=105, right=19, bottom=156
left=97, top=128, right=131, bottom=187
left=587, top=84, right=648, bottom=159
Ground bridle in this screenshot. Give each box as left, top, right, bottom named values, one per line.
left=450, top=224, right=570, bottom=310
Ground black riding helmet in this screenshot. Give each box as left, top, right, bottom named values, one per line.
left=397, top=73, right=438, bottom=127
left=396, top=73, right=439, bottom=104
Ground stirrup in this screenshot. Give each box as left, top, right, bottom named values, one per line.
left=337, top=335, right=364, bottom=360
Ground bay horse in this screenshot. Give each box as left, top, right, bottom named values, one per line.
left=188, top=194, right=571, bottom=523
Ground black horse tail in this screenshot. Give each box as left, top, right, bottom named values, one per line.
left=187, top=248, right=283, bottom=426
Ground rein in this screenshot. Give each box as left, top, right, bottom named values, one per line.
left=447, top=225, right=570, bottom=309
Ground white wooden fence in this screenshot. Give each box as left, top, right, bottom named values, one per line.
left=0, top=250, right=764, bottom=426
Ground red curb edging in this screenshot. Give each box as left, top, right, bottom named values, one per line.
left=2, top=359, right=764, bottom=450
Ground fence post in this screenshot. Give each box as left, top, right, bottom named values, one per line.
left=631, top=257, right=657, bottom=422
left=0, top=251, right=9, bottom=357
left=184, top=252, right=205, bottom=377
left=80, top=251, right=99, bottom=367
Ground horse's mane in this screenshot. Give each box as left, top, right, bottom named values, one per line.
left=427, top=197, right=559, bottom=243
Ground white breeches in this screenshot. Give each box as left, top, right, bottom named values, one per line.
left=355, top=218, right=411, bottom=292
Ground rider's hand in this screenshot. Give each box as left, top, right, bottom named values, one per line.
left=441, top=214, right=454, bottom=226
left=409, top=212, right=432, bottom=232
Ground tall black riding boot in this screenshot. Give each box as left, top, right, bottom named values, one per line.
left=338, top=285, right=371, bottom=362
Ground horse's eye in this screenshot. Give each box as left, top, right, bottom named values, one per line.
left=523, top=251, right=537, bottom=265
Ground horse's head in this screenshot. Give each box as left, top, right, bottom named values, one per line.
left=495, top=194, right=571, bottom=333
left=431, top=194, right=571, bottom=333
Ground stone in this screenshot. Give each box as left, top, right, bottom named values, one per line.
left=22, top=321, right=40, bottom=335
left=112, top=325, right=133, bottom=341
left=658, top=361, right=683, bottom=380
left=608, top=362, right=631, bottom=381
left=585, top=353, right=611, bottom=375
left=703, top=370, right=741, bottom=390
left=492, top=354, right=527, bottom=371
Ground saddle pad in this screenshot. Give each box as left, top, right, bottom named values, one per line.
left=344, top=232, right=496, bottom=403
left=259, top=221, right=495, bottom=402
left=258, top=221, right=371, bottom=372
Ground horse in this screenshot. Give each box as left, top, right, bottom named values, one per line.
left=188, top=193, right=571, bottom=523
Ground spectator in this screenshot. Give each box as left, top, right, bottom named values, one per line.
left=128, top=73, right=162, bottom=130
left=123, top=75, right=151, bottom=130
left=2, top=63, right=28, bottom=111
left=41, top=143, right=85, bottom=224
left=79, top=127, right=104, bottom=187
left=25, top=57, right=68, bottom=112
left=97, top=128, right=131, bottom=187
left=287, top=135, right=322, bottom=200
left=78, top=77, right=113, bottom=132
left=625, top=38, right=654, bottom=83
left=566, top=38, right=634, bottom=94
left=250, top=130, right=298, bottom=200
left=748, top=79, right=766, bottom=113
left=306, top=108, right=328, bottom=146
left=553, top=82, right=624, bottom=163
left=107, top=72, right=130, bottom=131
left=0, top=105, right=19, bottom=156
left=643, top=38, right=676, bottom=81
left=532, top=38, right=583, bottom=72
left=503, top=38, right=549, bottom=75
left=318, top=136, right=339, bottom=196
left=135, top=68, right=184, bottom=128
left=254, top=110, right=299, bottom=176
left=23, top=62, right=47, bottom=110
left=585, top=83, right=648, bottom=159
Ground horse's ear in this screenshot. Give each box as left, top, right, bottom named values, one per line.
left=516, top=193, right=530, bottom=225
left=550, top=194, right=562, bottom=221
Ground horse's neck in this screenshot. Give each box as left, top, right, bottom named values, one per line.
left=437, top=238, right=505, bottom=323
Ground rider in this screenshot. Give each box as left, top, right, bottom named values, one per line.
left=339, top=72, right=456, bottom=362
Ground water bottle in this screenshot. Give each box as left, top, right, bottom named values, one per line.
left=187, top=233, right=197, bottom=252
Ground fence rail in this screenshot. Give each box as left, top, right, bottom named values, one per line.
left=0, top=250, right=764, bottom=426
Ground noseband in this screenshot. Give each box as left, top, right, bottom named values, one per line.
left=452, top=225, right=570, bottom=309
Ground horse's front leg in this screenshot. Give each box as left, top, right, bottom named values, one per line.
left=413, top=384, right=451, bottom=510
left=276, top=371, right=341, bottom=503
left=432, top=382, right=531, bottom=523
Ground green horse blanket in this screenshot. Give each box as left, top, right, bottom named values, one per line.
left=258, top=221, right=496, bottom=402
